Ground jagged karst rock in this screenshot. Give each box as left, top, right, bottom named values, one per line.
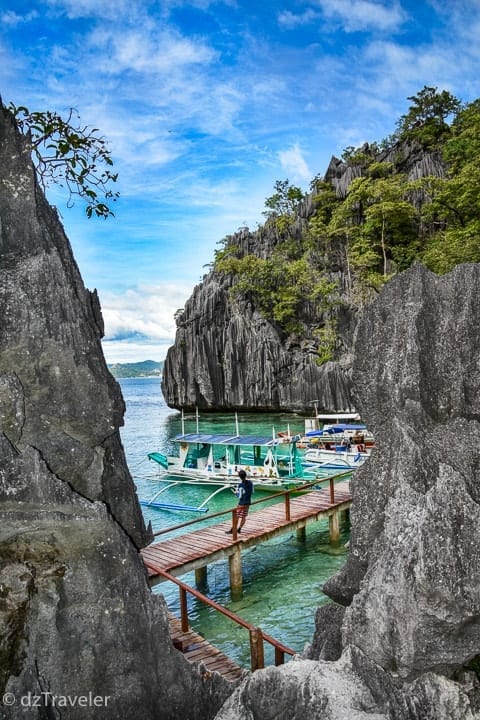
left=215, top=263, right=480, bottom=719
left=162, top=271, right=354, bottom=413
left=162, top=144, right=446, bottom=413
left=215, top=649, right=388, bottom=720
left=0, top=102, right=233, bottom=718
left=331, top=263, right=480, bottom=678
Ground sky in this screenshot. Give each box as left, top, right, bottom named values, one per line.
left=1, top=0, right=479, bottom=363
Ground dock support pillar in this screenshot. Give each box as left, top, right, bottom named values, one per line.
left=329, top=511, right=341, bottom=546
left=296, top=526, right=306, bottom=543
left=195, top=566, right=207, bottom=589
left=229, top=549, right=243, bottom=599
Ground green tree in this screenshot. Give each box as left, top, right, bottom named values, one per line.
left=262, top=179, right=305, bottom=232
left=329, top=171, right=418, bottom=289
left=420, top=98, right=480, bottom=272
left=395, top=85, right=461, bottom=148
left=9, top=102, right=119, bottom=218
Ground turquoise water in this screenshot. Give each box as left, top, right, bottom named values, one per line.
left=119, top=377, right=349, bottom=668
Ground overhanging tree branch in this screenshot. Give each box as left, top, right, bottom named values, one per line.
left=8, top=102, right=119, bottom=219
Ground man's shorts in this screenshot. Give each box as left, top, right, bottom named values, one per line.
left=236, top=505, right=249, bottom=519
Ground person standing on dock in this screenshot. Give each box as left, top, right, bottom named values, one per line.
left=226, top=470, right=253, bottom=534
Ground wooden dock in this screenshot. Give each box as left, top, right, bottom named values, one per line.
left=168, top=612, right=244, bottom=682
left=142, top=482, right=351, bottom=592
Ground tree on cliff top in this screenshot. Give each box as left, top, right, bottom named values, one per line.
left=8, top=102, right=119, bottom=218
left=395, top=85, right=461, bottom=148
left=262, top=179, right=305, bottom=232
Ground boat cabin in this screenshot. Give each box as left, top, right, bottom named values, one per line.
left=174, top=432, right=303, bottom=480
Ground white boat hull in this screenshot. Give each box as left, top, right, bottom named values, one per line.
left=303, top=448, right=369, bottom=469
left=163, top=458, right=311, bottom=492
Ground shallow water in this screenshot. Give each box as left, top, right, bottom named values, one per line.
left=119, top=377, right=349, bottom=668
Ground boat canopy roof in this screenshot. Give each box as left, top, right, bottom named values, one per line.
left=315, top=413, right=360, bottom=421
left=306, top=423, right=366, bottom=437
left=174, top=432, right=282, bottom=447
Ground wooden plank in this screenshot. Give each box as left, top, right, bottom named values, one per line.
left=167, top=612, right=244, bottom=682
left=142, top=489, right=352, bottom=577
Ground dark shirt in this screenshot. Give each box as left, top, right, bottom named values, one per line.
left=237, top=479, right=253, bottom=505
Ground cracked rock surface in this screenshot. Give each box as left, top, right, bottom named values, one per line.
left=0, top=103, right=233, bottom=719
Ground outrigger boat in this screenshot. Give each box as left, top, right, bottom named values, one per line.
left=148, top=430, right=319, bottom=491
left=140, top=414, right=342, bottom=512
left=302, top=421, right=374, bottom=470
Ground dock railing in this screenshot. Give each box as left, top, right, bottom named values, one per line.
left=158, top=567, right=296, bottom=671
left=151, top=470, right=351, bottom=541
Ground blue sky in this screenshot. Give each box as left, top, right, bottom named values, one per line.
left=1, top=0, right=479, bottom=362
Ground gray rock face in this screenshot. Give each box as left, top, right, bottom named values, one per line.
left=0, top=103, right=233, bottom=718
left=302, top=603, right=345, bottom=661
left=162, top=273, right=353, bottom=412
left=0, top=103, right=146, bottom=548
left=336, top=263, right=480, bottom=678
left=215, top=263, right=480, bottom=719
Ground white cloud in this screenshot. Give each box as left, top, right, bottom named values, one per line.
left=88, top=27, right=217, bottom=75
left=278, top=144, right=312, bottom=184
left=97, top=283, right=196, bottom=362
left=277, top=9, right=320, bottom=28
left=0, top=10, right=38, bottom=25
left=100, top=283, right=193, bottom=343
left=45, top=0, right=137, bottom=20
left=362, top=40, right=473, bottom=98
left=316, top=0, right=407, bottom=32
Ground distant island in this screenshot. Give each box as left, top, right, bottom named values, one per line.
left=108, top=360, right=164, bottom=378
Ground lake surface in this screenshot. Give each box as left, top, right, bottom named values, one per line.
left=118, top=376, right=349, bottom=668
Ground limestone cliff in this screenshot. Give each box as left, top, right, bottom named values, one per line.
left=162, top=144, right=446, bottom=413
left=0, top=103, right=233, bottom=718
left=162, top=266, right=353, bottom=413
left=215, top=263, right=480, bottom=719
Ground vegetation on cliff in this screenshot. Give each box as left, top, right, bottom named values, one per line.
left=213, top=87, right=480, bottom=364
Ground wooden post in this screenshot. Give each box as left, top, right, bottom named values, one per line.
left=195, top=566, right=207, bottom=588
left=329, top=510, right=340, bottom=546
left=180, top=587, right=189, bottom=632
left=249, top=627, right=265, bottom=671
left=285, top=492, right=291, bottom=521
left=231, top=508, right=238, bottom=540
left=229, top=548, right=242, bottom=596
left=296, top=526, right=306, bottom=543
left=274, top=646, right=285, bottom=666
left=329, top=476, right=335, bottom=504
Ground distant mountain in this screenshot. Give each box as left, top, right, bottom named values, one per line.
left=108, top=360, right=164, bottom=378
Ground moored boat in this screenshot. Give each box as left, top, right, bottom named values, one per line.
left=148, top=429, right=327, bottom=492
left=302, top=421, right=373, bottom=470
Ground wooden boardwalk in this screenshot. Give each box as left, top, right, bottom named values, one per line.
left=168, top=612, right=244, bottom=682
left=146, top=482, right=351, bottom=681
left=142, top=482, right=351, bottom=581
